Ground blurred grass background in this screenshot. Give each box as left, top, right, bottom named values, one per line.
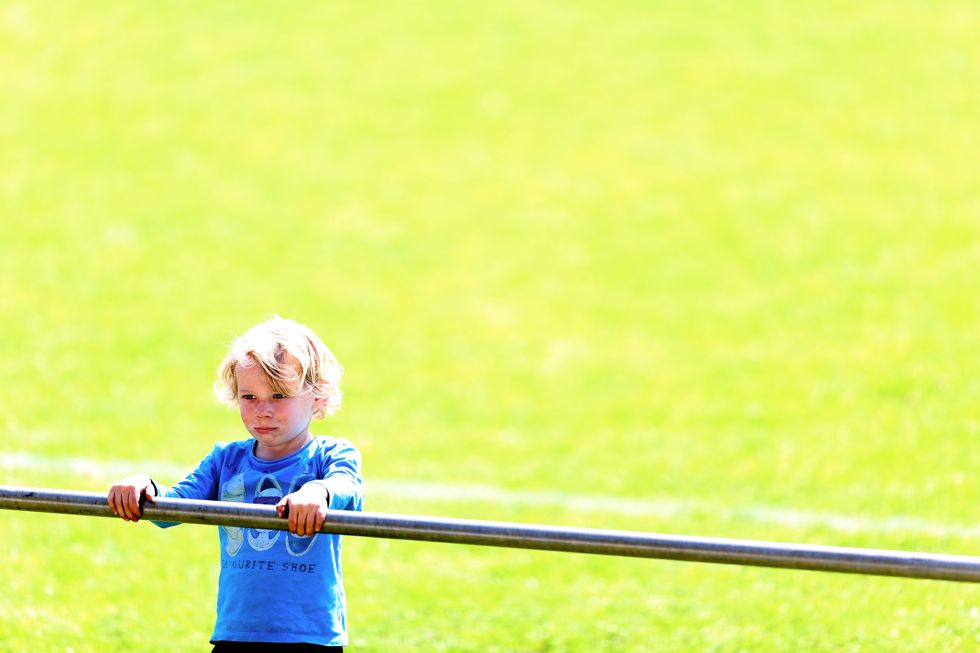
left=1, top=1, right=979, bottom=651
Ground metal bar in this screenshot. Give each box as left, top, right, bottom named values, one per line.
left=1, top=485, right=978, bottom=582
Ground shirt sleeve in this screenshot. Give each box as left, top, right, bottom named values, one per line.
left=315, top=438, right=364, bottom=512
left=150, top=443, right=223, bottom=528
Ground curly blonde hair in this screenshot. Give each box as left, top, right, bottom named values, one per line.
left=214, top=316, right=343, bottom=419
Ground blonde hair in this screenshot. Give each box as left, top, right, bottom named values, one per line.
left=214, top=316, right=343, bottom=418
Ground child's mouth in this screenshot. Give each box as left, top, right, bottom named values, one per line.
left=254, top=427, right=277, bottom=435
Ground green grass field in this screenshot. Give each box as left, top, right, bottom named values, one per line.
left=2, top=1, right=979, bottom=650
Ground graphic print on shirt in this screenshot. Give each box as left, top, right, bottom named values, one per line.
left=285, top=472, right=319, bottom=557
left=248, top=473, right=283, bottom=551
left=220, top=472, right=246, bottom=556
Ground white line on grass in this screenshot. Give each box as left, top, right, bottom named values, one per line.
left=2, top=451, right=977, bottom=539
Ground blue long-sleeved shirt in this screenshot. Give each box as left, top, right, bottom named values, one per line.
left=154, top=436, right=364, bottom=646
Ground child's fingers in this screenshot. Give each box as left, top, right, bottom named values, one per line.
left=279, top=489, right=331, bottom=535
left=301, top=510, right=317, bottom=537
left=109, top=488, right=135, bottom=521
left=286, top=505, right=319, bottom=536
left=127, top=487, right=143, bottom=521
left=107, top=490, right=120, bottom=517
left=109, top=488, right=130, bottom=520
left=301, top=507, right=327, bottom=537
left=108, top=476, right=154, bottom=522
left=133, top=486, right=146, bottom=520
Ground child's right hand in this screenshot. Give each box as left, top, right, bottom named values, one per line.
left=108, top=474, right=157, bottom=522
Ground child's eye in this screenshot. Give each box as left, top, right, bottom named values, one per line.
left=273, top=393, right=286, bottom=399
left=240, top=394, right=255, bottom=400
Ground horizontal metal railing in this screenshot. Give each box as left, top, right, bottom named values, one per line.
left=1, top=485, right=978, bottom=582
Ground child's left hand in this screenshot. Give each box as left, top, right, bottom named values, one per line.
left=276, top=483, right=329, bottom=537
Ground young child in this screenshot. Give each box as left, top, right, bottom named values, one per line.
left=107, top=317, right=364, bottom=652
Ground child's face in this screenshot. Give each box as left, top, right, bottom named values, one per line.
left=235, top=360, right=322, bottom=460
